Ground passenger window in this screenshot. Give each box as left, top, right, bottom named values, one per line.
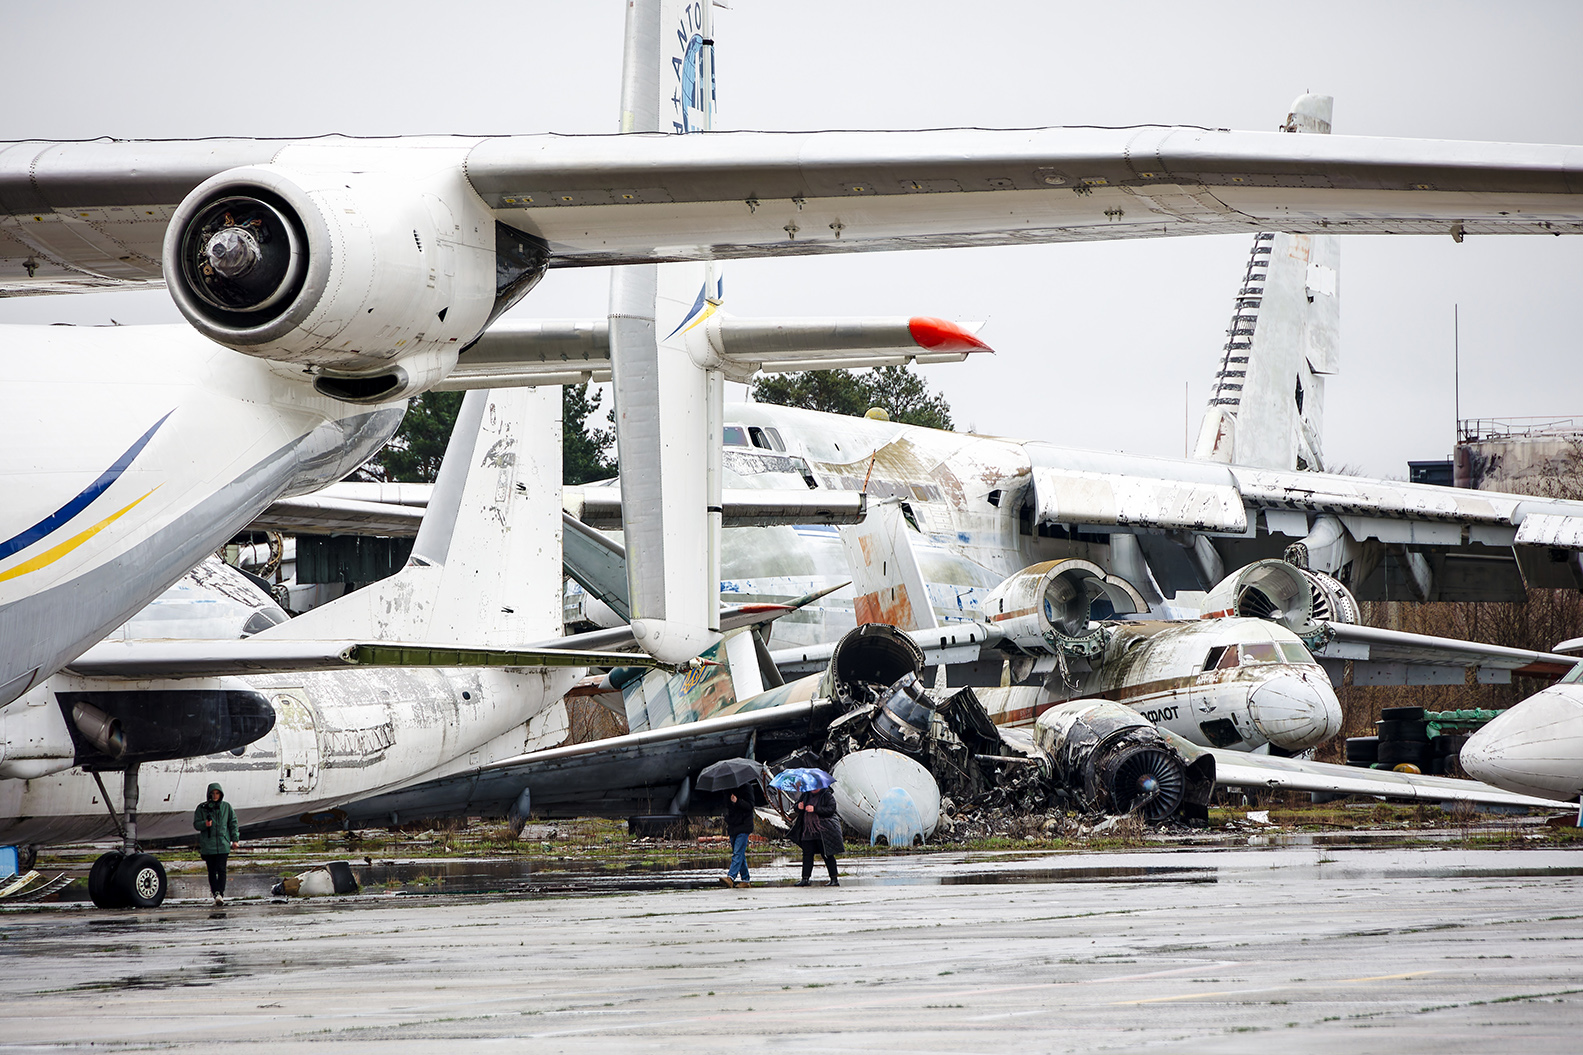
left=722, top=426, right=747, bottom=447
left=1239, top=641, right=1281, bottom=664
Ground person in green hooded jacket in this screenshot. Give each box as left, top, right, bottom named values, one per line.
left=193, top=783, right=240, bottom=904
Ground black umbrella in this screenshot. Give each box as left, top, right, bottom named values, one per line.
left=696, top=757, right=768, bottom=792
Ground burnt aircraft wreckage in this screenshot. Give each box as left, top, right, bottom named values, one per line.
left=782, top=623, right=1215, bottom=836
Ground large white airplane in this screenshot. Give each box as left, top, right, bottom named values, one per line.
left=6, top=0, right=1583, bottom=704
left=0, top=386, right=668, bottom=906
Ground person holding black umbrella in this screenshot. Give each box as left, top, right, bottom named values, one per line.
left=697, top=758, right=768, bottom=890
left=722, top=787, right=755, bottom=888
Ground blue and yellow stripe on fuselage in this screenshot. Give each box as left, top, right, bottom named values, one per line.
left=0, top=411, right=170, bottom=582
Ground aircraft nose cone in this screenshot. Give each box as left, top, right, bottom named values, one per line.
left=1461, top=690, right=1583, bottom=801
left=1247, top=670, right=1342, bottom=751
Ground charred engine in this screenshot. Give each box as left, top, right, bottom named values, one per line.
left=1200, top=558, right=1359, bottom=648
left=163, top=151, right=547, bottom=403
left=1035, top=700, right=1215, bottom=822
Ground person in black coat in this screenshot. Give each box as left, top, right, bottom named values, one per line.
left=722, top=786, right=756, bottom=888
left=787, top=785, right=844, bottom=886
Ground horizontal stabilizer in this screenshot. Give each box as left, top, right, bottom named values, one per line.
left=434, top=315, right=990, bottom=390
left=65, top=639, right=669, bottom=679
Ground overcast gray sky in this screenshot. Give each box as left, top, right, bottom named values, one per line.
left=4, top=0, right=1580, bottom=478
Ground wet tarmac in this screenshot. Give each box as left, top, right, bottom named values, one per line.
left=4, top=845, right=1583, bottom=1052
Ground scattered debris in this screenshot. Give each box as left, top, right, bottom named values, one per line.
left=271, top=861, right=360, bottom=898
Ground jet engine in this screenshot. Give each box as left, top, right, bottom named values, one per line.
left=1200, top=558, right=1359, bottom=647
left=1034, top=699, right=1208, bottom=821
left=980, top=560, right=1148, bottom=658
left=163, top=153, right=548, bottom=403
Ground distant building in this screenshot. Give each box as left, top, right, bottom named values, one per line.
left=1453, top=417, right=1583, bottom=495
left=1408, top=460, right=1454, bottom=487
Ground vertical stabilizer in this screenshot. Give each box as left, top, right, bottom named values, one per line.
left=1194, top=93, right=1339, bottom=472
left=261, top=388, right=563, bottom=645
left=610, top=0, right=724, bottom=661
left=838, top=498, right=939, bottom=632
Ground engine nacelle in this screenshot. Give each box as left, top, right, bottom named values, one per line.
left=1034, top=699, right=1205, bottom=821
left=980, top=560, right=1148, bottom=659
left=1201, top=558, right=1359, bottom=647
left=163, top=152, right=547, bottom=403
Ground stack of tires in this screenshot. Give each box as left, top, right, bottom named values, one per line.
left=1374, top=706, right=1431, bottom=772
left=1427, top=731, right=1469, bottom=776
left=1346, top=707, right=1444, bottom=773
left=1344, top=735, right=1379, bottom=767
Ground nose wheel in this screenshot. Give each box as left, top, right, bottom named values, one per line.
left=86, top=764, right=169, bottom=909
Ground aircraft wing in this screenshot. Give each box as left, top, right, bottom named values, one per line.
left=6, top=128, right=1583, bottom=292
left=248, top=495, right=426, bottom=537
left=770, top=622, right=999, bottom=676
left=1313, top=622, right=1579, bottom=686
left=323, top=698, right=831, bottom=825
left=1165, top=730, right=1574, bottom=811
left=63, top=639, right=669, bottom=679
left=433, top=316, right=991, bottom=390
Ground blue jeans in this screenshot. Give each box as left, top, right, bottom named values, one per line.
left=727, top=833, right=751, bottom=882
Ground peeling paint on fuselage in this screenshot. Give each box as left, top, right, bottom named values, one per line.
left=720, top=403, right=1103, bottom=648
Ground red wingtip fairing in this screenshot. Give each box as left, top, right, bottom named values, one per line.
left=906, top=317, right=991, bottom=353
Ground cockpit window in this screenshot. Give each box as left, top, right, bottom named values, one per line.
left=1279, top=642, right=1316, bottom=665
left=1560, top=661, right=1583, bottom=685
left=722, top=425, right=748, bottom=447
left=748, top=426, right=782, bottom=451
left=1203, top=646, right=1229, bottom=671
left=1238, top=641, right=1282, bottom=665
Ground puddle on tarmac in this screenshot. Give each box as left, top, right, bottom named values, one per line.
left=35, top=842, right=1583, bottom=905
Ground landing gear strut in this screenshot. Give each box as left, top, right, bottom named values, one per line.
left=86, top=763, right=168, bottom=909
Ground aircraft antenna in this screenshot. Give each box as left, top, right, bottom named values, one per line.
left=1453, top=303, right=1461, bottom=448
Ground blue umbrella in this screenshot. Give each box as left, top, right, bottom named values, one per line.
left=770, top=767, right=834, bottom=793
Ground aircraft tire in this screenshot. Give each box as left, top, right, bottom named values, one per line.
left=17, top=844, right=37, bottom=873
left=1345, top=736, right=1379, bottom=762
left=1377, top=740, right=1429, bottom=766
left=88, top=851, right=128, bottom=908
left=1380, top=706, right=1426, bottom=722
left=1376, top=719, right=1429, bottom=743
left=114, top=854, right=167, bottom=909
